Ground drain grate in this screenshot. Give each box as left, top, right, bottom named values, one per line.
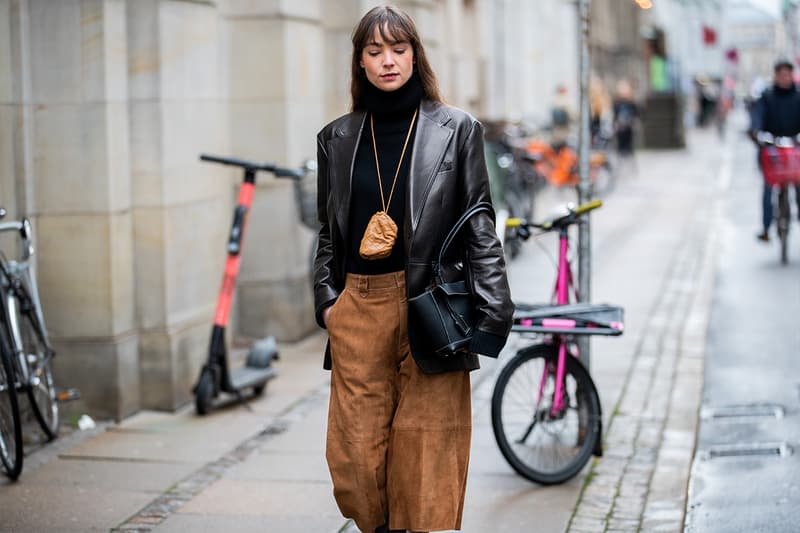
left=706, top=442, right=793, bottom=459
left=701, top=403, right=784, bottom=420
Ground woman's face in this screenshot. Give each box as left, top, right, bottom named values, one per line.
left=360, top=26, right=414, bottom=92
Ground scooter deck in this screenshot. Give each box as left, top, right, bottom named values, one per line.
left=228, top=365, right=277, bottom=391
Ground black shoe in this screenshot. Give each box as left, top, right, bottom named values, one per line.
left=756, top=231, right=770, bottom=243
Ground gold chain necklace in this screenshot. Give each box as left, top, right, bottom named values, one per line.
left=358, top=108, right=419, bottom=260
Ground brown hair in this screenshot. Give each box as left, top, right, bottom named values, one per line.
left=350, top=5, right=442, bottom=110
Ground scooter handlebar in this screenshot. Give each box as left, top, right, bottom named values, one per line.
left=199, top=153, right=303, bottom=179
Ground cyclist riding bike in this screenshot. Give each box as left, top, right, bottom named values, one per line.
left=749, top=58, right=800, bottom=242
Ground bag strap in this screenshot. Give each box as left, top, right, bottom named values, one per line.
left=434, top=201, right=495, bottom=280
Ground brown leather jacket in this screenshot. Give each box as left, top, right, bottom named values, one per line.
left=314, top=99, right=514, bottom=374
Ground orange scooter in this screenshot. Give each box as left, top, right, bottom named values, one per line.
left=193, top=154, right=304, bottom=415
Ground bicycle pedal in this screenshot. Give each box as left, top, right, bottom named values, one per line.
left=56, top=388, right=81, bottom=402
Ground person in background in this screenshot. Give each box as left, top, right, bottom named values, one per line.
left=613, top=79, right=639, bottom=177
left=314, top=5, right=513, bottom=532
left=749, top=59, right=800, bottom=242
left=590, top=76, right=613, bottom=149
left=550, top=83, right=574, bottom=147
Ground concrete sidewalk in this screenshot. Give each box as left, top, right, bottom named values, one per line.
left=1, top=128, right=725, bottom=533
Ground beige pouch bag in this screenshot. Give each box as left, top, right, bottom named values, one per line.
left=359, top=211, right=398, bottom=260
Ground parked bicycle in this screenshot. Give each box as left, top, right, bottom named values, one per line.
left=756, top=131, right=800, bottom=264
left=491, top=200, right=624, bottom=485
left=0, top=208, right=59, bottom=480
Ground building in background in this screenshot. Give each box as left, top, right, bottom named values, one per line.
left=722, top=2, right=783, bottom=102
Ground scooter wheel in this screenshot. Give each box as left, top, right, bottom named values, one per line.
left=253, top=383, right=266, bottom=396
left=195, top=369, right=214, bottom=415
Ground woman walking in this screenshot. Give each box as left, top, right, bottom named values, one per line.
left=314, top=6, right=513, bottom=532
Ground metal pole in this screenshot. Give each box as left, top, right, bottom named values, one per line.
left=577, top=0, right=592, bottom=369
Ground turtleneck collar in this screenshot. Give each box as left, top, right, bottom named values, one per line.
left=774, top=82, right=796, bottom=95
left=362, top=72, right=423, bottom=118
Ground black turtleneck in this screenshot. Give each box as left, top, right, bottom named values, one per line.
left=347, top=74, right=423, bottom=274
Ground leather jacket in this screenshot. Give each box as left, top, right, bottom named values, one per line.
left=314, top=99, right=514, bottom=374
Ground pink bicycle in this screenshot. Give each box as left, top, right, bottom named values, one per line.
left=491, top=199, right=624, bottom=485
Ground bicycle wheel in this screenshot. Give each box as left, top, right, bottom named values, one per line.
left=0, top=338, right=23, bottom=480
left=776, top=187, right=790, bottom=265
left=491, top=343, right=601, bottom=485
left=18, top=309, right=58, bottom=440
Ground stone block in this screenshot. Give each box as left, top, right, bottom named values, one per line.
left=163, top=198, right=229, bottom=321
left=285, top=100, right=323, bottom=165
left=228, top=102, right=287, bottom=161
left=219, top=0, right=322, bottom=19
left=158, top=0, right=219, bottom=101
left=32, top=102, right=130, bottom=214
left=134, top=197, right=227, bottom=333
left=322, top=29, right=352, bottom=121
left=138, top=316, right=210, bottom=410
left=102, top=0, right=129, bottom=102
left=236, top=274, right=315, bottom=342
left=54, top=331, right=140, bottom=421
left=0, top=105, right=16, bottom=212
left=133, top=208, right=168, bottom=328
left=161, top=100, right=228, bottom=206
left=225, top=18, right=285, bottom=101
left=321, top=0, right=360, bottom=30
left=36, top=212, right=134, bottom=338
left=127, top=0, right=160, bottom=100
left=28, top=0, right=82, bottom=103
left=128, top=100, right=164, bottom=206
left=27, top=0, right=126, bottom=104
left=0, top=0, right=12, bottom=104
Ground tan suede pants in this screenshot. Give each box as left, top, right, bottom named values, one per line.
left=326, top=271, right=472, bottom=533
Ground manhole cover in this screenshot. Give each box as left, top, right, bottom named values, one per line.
left=700, top=403, right=784, bottom=420
left=706, top=442, right=793, bottom=459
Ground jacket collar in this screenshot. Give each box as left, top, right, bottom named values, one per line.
left=325, top=100, right=454, bottom=249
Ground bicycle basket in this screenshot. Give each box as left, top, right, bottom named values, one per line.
left=512, top=302, right=624, bottom=336
left=760, top=146, right=800, bottom=186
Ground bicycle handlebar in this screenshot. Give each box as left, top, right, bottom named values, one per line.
left=0, top=218, right=35, bottom=260
left=199, top=154, right=305, bottom=179
left=573, top=199, right=602, bottom=216
left=507, top=199, right=602, bottom=234
left=755, top=131, right=800, bottom=147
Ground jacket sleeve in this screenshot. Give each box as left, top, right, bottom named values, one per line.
left=313, top=132, right=339, bottom=329
left=749, top=96, right=764, bottom=134
left=458, top=120, right=514, bottom=357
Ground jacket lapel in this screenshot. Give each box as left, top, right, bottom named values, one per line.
left=326, top=111, right=366, bottom=243
left=407, top=100, right=453, bottom=234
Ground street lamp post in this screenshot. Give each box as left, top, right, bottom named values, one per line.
left=577, top=0, right=592, bottom=369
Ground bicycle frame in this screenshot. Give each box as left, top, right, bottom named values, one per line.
left=0, top=222, right=54, bottom=389
left=547, top=226, right=576, bottom=416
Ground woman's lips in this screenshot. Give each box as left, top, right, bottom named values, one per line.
left=381, top=74, right=399, bottom=81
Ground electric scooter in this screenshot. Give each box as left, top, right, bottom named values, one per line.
left=193, top=154, right=305, bottom=415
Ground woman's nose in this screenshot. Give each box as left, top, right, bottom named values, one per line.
left=382, top=51, right=395, bottom=67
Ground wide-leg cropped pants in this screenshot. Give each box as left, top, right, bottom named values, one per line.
left=325, top=271, right=472, bottom=533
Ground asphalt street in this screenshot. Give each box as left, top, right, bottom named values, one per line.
left=684, top=116, right=800, bottom=532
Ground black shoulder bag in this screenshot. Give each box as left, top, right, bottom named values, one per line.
left=407, top=202, right=495, bottom=357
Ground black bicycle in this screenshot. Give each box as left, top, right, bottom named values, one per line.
left=0, top=208, right=59, bottom=480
